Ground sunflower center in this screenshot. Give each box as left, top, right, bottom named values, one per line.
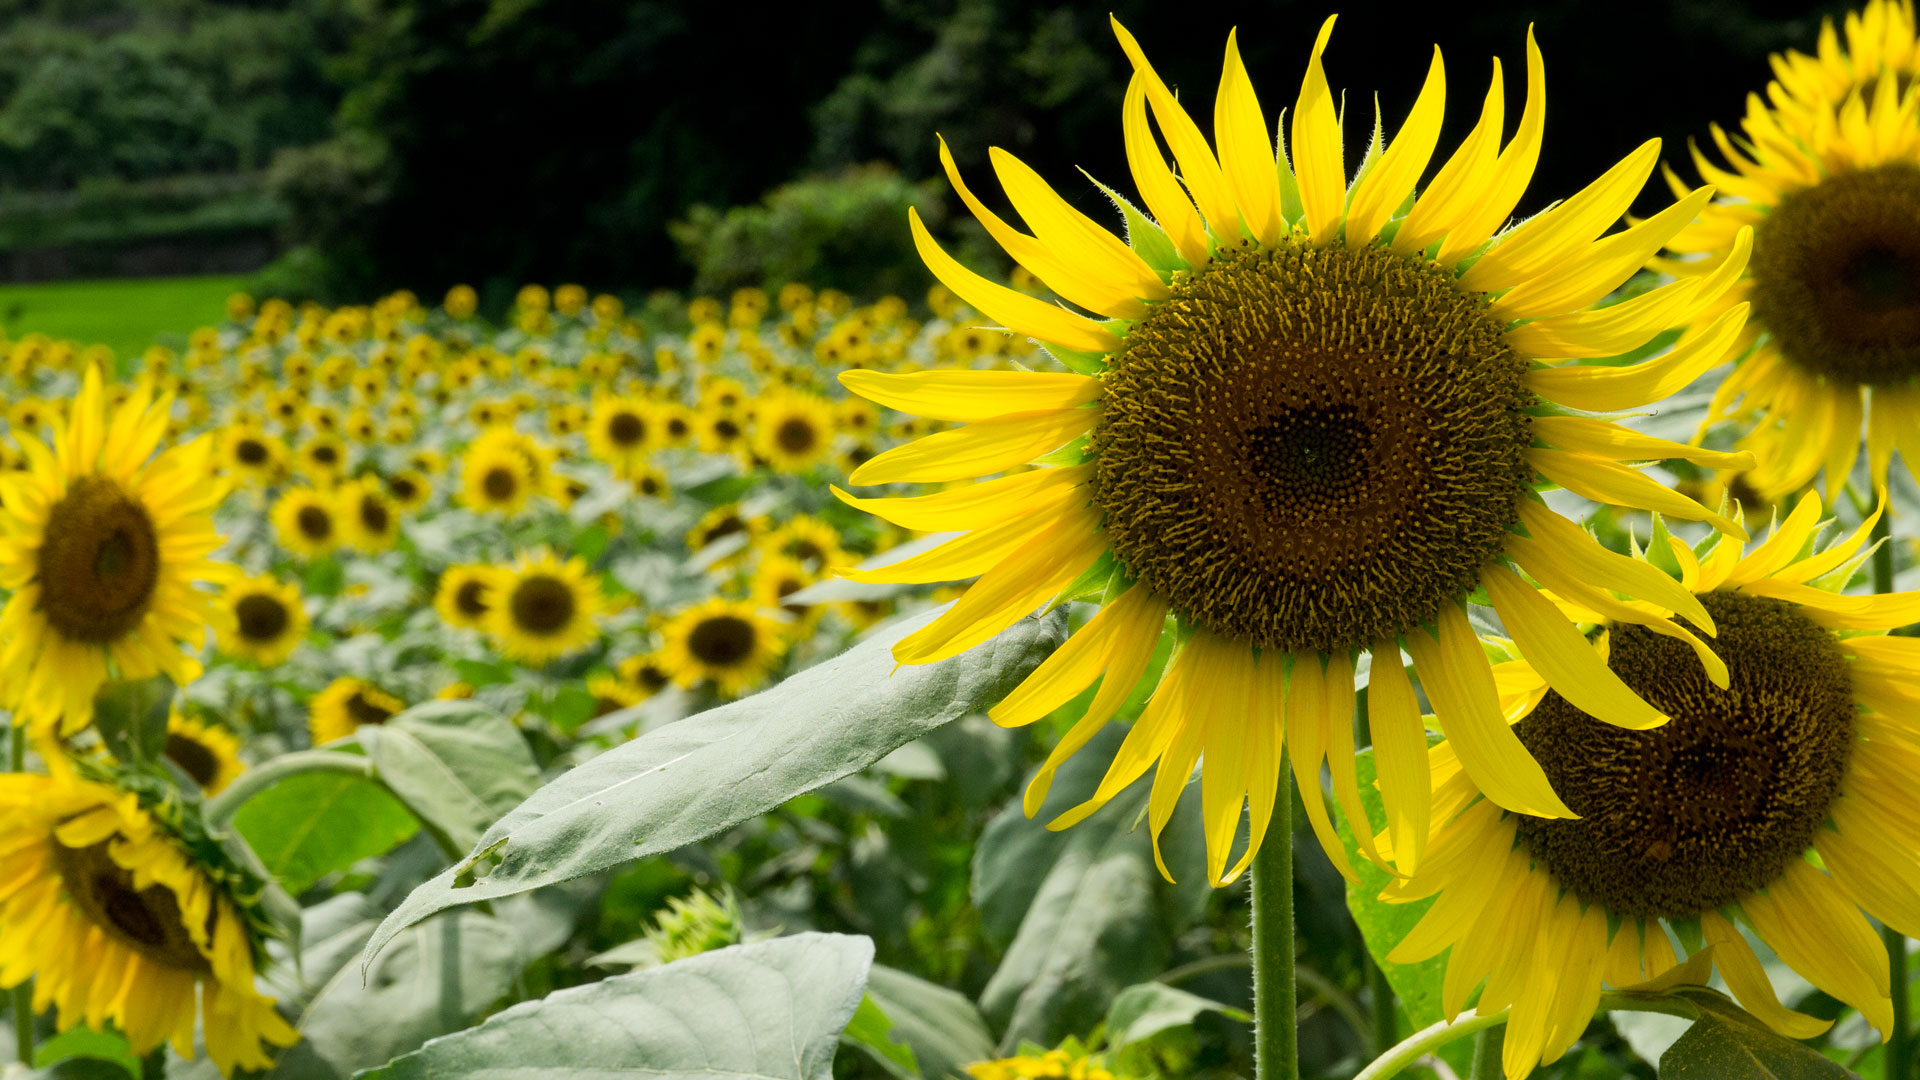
left=297, top=505, right=333, bottom=541
left=511, top=575, right=576, bottom=634
left=235, top=593, right=291, bottom=642
left=1092, top=239, right=1532, bottom=653
left=52, top=839, right=210, bottom=973
left=165, top=732, right=222, bottom=787
left=483, top=467, right=518, bottom=500
left=347, top=689, right=396, bottom=726
left=39, top=476, right=163, bottom=644
left=311, top=445, right=339, bottom=466
left=689, top=616, right=755, bottom=666
left=358, top=495, right=391, bottom=535
left=776, top=418, right=818, bottom=454
left=1750, top=162, right=1920, bottom=386
left=389, top=476, right=418, bottom=500
left=713, top=418, right=741, bottom=441
left=235, top=438, right=269, bottom=466
left=455, top=579, right=490, bottom=617
left=1512, top=592, right=1854, bottom=919
left=609, top=412, right=647, bottom=446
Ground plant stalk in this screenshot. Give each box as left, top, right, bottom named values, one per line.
left=1251, top=757, right=1297, bottom=1080
left=1468, top=1025, right=1504, bottom=1080
left=1353, top=993, right=1697, bottom=1080
left=1872, top=512, right=1913, bottom=1080
left=201, top=749, right=374, bottom=829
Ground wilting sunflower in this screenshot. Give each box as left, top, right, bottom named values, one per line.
left=339, top=478, right=400, bottom=553
left=586, top=393, right=658, bottom=472
left=310, top=676, right=406, bottom=745
left=163, top=711, right=245, bottom=795
left=483, top=549, right=603, bottom=664
left=218, top=426, right=284, bottom=485
left=458, top=432, right=535, bottom=515
left=0, top=765, right=299, bottom=1073
left=1664, top=0, right=1920, bottom=498
left=0, top=369, right=229, bottom=736
left=215, top=575, right=308, bottom=667
left=270, top=486, right=341, bottom=559
left=838, top=19, right=1757, bottom=885
left=433, top=564, right=496, bottom=631
left=1382, top=498, right=1920, bottom=1078
left=751, top=390, right=836, bottom=473
left=660, top=599, right=784, bottom=698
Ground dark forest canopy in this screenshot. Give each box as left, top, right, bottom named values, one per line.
left=0, top=0, right=1847, bottom=301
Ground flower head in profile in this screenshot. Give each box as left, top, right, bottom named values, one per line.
left=837, top=17, right=1754, bottom=884
left=1663, top=0, right=1920, bottom=499
left=1384, top=498, right=1920, bottom=1077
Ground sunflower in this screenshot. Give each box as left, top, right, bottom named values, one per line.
left=0, top=369, right=229, bottom=737
left=1664, top=0, right=1920, bottom=498
left=689, top=503, right=764, bottom=558
left=339, top=478, right=400, bottom=553
left=8, top=397, right=51, bottom=434
left=270, top=486, right=341, bottom=559
left=215, top=574, right=308, bottom=667
left=163, top=711, right=245, bottom=795
left=483, top=549, right=603, bottom=664
left=751, top=390, right=836, bottom=473
left=385, top=468, right=432, bottom=512
left=660, top=599, right=785, bottom=698
left=0, top=766, right=299, bottom=1074
left=616, top=651, right=674, bottom=700
left=296, top=435, right=347, bottom=483
left=310, top=676, right=406, bottom=745
left=1382, top=497, right=1920, bottom=1078
left=219, top=427, right=284, bottom=485
left=458, top=431, right=535, bottom=515
left=697, top=406, right=748, bottom=456
left=629, top=463, right=670, bottom=500
left=587, top=673, right=642, bottom=719
left=586, top=393, right=658, bottom=471
left=837, top=19, right=1758, bottom=885
left=752, top=553, right=822, bottom=632
left=767, top=515, right=846, bottom=571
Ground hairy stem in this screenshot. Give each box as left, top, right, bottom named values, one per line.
left=1251, top=760, right=1297, bottom=1080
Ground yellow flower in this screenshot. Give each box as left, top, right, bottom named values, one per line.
left=751, top=390, right=836, bottom=473
left=385, top=467, right=432, bottom=512
left=215, top=574, right=308, bottom=667
left=586, top=393, right=659, bottom=471
left=434, top=564, right=496, bottom=631
left=1386, top=497, right=1920, bottom=1077
left=587, top=673, right=642, bottom=718
left=839, top=19, right=1756, bottom=885
left=459, top=429, right=536, bottom=515
left=444, top=283, right=478, bottom=318
left=0, top=369, right=229, bottom=736
left=271, top=486, right=343, bottom=559
left=0, top=767, right=299, bottom=1074
left=767, top=515, right=846, bottom=571
left=616, top=651, right=674, bottom=700
left=310, top=676, right=405, bottom=745
left=483, top=549, right=603, bottom=665
left=163, top=711, right=246, bottom=795
left=1661, top=0, right=1920, bottom=500
left=660, top=599, right=784, bottom=698
left=218, top=427, right=284, bottom=485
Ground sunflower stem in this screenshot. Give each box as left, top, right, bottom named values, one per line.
left=8, top=724, right=32, bottom=1066
left=1351, top=993, right=1698, bottom=1080
left=1468, top=1026, right=1503, bottom=1080
left=201, top=750, right=375, bottom=830
left=1872, top=512, right=1913, bottom=1080
left=1250, top=758, right=1297, bottom=1080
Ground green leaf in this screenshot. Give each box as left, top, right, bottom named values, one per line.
left=358, top=701, right=543, bottom=855
left=863, top=964, right=996, bottom=1080
left=974, top=723, right=1207, bottom=1051
left=1333, top=745, right=1451, bottom=1028
left=843, top=995, right=921, bottom=1079
left=1659, top=1010, right=1855, bottom=1078
left=92, top=675, right=173, bottom=770
left=363, top=608, right=1065, bottom=967
left=1103, top=982, right=1248, bottom=1051
left=355, top=933, right=875, bottom=1080
left=232, top=771, right=420, bottom=896
left=34, top=1025, right=141, bottom=1078
left=303, top=555, right=344, bottom=598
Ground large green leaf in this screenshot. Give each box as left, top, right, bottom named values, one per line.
left=1103, top=982, right=1248, bottom=1051
left=1659, top=1008, right=1855, bottom=1079
left=357, top=701, right=542, bottom=854
left=1333, top=745, right=1450, bottom=1029
left=974, top=723, right=1207, bottom=1051
left=863, top=964, right=996, bottom=1080
left=232, top=772, right=421, bottom=896
left=362, top=609, right=1064, bottom=967
left=355, top=933, right=875, bottom=1080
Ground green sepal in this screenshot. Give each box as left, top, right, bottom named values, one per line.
left=1031, top=435, right=1091, bottom=468
left=1274, top=108, right=1305, bottom=225
left=1047, top=550, right=1122, bottom=614
left=1085, top=172, right=1184, bottom=276
left=1646, top=514, right=1684, bottom=579
left=1043, top=344, right=1109, bottom=376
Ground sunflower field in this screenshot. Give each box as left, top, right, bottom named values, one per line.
left=13, top=4, right=1920, bottom=1080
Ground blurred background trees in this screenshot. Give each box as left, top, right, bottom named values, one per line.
left=0, top=0, right=1834, bottom=308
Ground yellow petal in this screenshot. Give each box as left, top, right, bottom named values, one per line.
left=1533, top=416, right=1753, bottom=472
left=1290, top=16, right=1344, bottom=244
left=1394, top=58, right=1505, bottom=257
left=1346, top=48, right=1445, bottom=248
left=993, top=581, right=1162, bottom=728
left=1436, top=27, right=1545, bottom=265
left=1502, top=226, right=1751, bottom=359
left=908, top=208, right=1121, bottom=354
left=837, top=489, right=1084, bottom=584
left=1110, top=18, right=1237, bottom=237
left=1215, top=29, right=1283, bottom=246
left=1367, top=641, right=1431, bottom=876
left=989, top=147, right=1169, bottom=303
left=1122, top=74, right=1210, bottom=267
left=1531, top=449, right=1746, bottom=538
left=1287, top=652, right=1356, bottom=883
left=850, top=407, right=1098, bottom=485
left=1022, top=587, right=1169, bottom=815
left=1699, top=912, right=1835, bottom=1040
left=1483, top=563, right=1667, bottom=730
left=830, top=465, right=1090, bottom=533
left=1490, top=185, right=1718, bottom=321
left=840, top=368, right=1101, bottom=422
left=1464, top=139, right=1659, bottom=293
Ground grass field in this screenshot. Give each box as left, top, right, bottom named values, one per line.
left=0, top=274, right=246, bottom=360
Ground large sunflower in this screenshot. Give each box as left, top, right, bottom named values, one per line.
left=215, top=574, right=308, bottom=667
left=0, top=764, right=299, bottom=1073
left=483, top=549, right=603, bottom=664
left=660, top=599, right=784, bottom=698
left=837, top=19, right=1757, bottom=885
left=0, top=368, right=229, bottom=736
left=1663, top=0, right=1920, bottom=498
left=1382, top=497, right=1920, bottom=1078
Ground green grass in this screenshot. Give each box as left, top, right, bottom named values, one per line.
left=0, top=274, right=246, bottom=360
